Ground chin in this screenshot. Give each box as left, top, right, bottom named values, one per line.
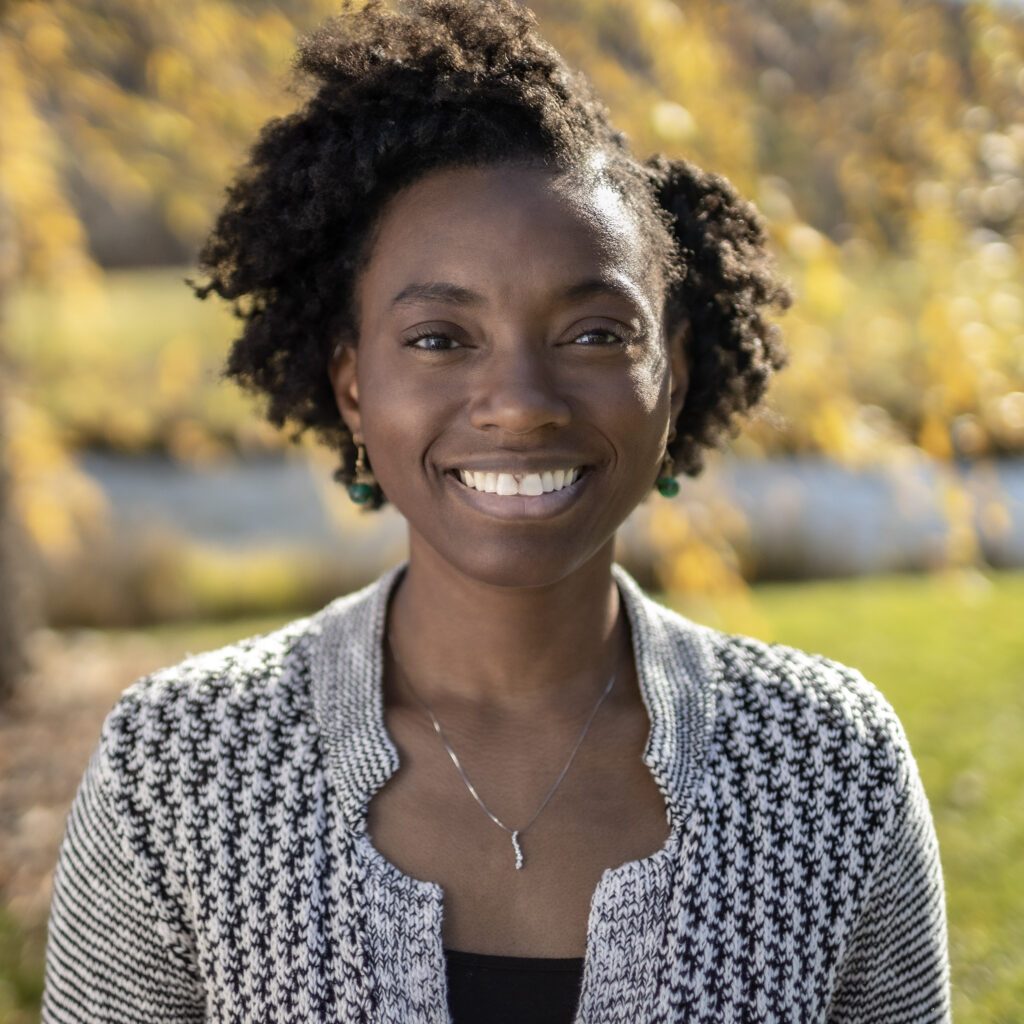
left=419, top=529, right=617, bottom=592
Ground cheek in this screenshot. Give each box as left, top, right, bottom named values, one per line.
left=355, top=351, right=414, bottom=459
left=357, top=342, right=423, bottom=420
left=627, top=344, right=670, bottom=417
left=361, top=394, right=426, bottom=467
left=356, top=353, right=456, bottom=479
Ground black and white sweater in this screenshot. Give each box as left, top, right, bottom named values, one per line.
left=43, top=566, right=950, bottom=1023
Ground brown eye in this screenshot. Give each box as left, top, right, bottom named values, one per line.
left=407, top=332, right=461, bottom=351
left=571, top=329, right=624, bottom=346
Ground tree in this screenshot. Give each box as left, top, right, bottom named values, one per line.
left=0, top=189, right=34, bottom=704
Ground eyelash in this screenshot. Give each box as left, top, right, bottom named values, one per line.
left=571, top=329, right=626, bottom=346
left=405, top=327, right=628, bottom=351
left=405, top=330, right=461, bottom=351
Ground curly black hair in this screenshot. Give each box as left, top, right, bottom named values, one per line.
left=194, top=0, right=790, bottom=502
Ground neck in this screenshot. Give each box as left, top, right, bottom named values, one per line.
left=387, top=536, right=626, bottom=709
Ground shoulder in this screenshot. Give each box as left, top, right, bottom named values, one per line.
left=625, top=577, right=914, bottom=802
left=703, top=621, right=916, bottom=829
left=93, top=571, right=396, bottom=785
left=93, top=612, right=322, bottom=785
left=107, top=612, right=322, bottom=728
left=711, top=628, right=905, bottom=756
left=646, top=595, right=921, bottom=860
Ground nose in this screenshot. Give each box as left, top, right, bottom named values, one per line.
left=468, top=344, right=572, bottom=434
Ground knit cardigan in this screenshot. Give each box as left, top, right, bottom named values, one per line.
left=43, top=566, right=950, bottom=1024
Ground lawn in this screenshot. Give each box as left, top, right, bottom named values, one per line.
left=1, top=571, right=1021, bottom=1021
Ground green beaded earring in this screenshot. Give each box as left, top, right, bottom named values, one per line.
left=347, top=444, right=376, bottom=505
left=656, top=452, right=679, bottom=498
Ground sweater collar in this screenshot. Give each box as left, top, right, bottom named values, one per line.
left=311, top=564, right=718, bottom=831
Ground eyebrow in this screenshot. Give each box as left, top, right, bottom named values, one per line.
left=390, top=282, right=483, bottom=309
left=560, top=277, right=646, bottom=309
left=389, top=277, right=646, bottom=312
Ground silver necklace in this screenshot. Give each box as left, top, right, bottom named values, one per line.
left=389, top=640, right=616, bottom=871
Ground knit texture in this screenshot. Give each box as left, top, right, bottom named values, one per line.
left=43, top=566, right=950, bottom=1023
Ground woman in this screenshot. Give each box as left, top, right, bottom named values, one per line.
left=43, top=2, right=949, bottom=1022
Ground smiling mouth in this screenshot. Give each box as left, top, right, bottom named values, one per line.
left=454, top=468, right=583, bottom=496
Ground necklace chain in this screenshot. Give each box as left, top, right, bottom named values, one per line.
left=389, top=639, right=616, bottom=871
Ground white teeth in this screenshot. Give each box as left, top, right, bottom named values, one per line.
left=457, top=468, right=582, bottom=495
left=520, top=473, right=543, bottom=496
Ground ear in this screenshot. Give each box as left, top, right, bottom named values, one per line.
left=666, top=317, right=690, bottom=425
left=328, top=338, right=362, bottom=442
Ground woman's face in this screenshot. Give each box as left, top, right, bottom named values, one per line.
left=331, top=164, right=686, bottom=588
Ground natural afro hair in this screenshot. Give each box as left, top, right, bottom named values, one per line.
left=194, top=0, right=790, bottom=503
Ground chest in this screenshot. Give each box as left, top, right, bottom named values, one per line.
left=175, top=737, right=880, bottom=1024
left=366, top=698, right=671, bottom=956
left=184, top=803, right=855, bottom=1024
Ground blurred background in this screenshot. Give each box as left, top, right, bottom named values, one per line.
left=1, top=0, right=1022, bottom=1019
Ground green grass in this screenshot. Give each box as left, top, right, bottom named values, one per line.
left=0, top=911, right=44, bottom=1024
left=672, top=570, right=1024, bottom=1023
left=3, top=571, right=1021, bottom=1020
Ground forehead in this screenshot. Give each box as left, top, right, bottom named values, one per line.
left=355, top=164, right=659, bottom=317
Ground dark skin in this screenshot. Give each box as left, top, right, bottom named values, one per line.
left=330, top=165, right=687, bottom=957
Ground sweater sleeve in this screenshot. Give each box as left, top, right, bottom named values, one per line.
left=42, top=745, right=206, bottom=1024
left=825, top=761, right=950, bottom=1024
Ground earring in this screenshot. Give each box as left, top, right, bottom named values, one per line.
left=348, top=444, right=376, bottom=505
left=656, top=452, right=679, bottom=498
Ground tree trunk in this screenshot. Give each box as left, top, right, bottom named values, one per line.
left=0, top=447, right=30, bottom=703
left=0, top=191, right=31, bottom=705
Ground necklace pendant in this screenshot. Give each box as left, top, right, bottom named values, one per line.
left=511, top=830, right=524, bottom=870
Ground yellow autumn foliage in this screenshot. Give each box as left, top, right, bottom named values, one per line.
left=0, top=0, right=1022, bottom=591
left=3, top=393, right=108, bottom=561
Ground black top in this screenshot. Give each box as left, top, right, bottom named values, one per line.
left=445, top=949, right=584, bottom=1024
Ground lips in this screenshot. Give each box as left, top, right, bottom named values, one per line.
left=455, top=468, right=582, bottom=496
left=443, top=461, right=592, bottom=521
